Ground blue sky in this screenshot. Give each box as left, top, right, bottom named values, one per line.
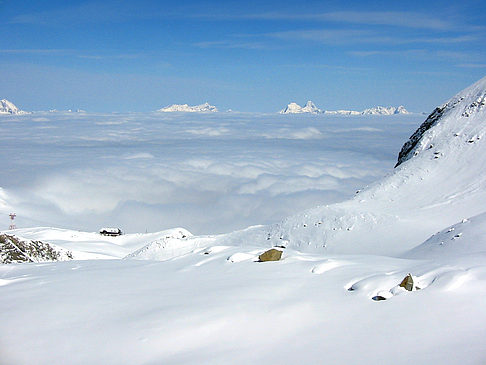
left=0, top=0, right=485, bottom=112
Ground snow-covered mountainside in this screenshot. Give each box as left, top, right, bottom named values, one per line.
left=0, top=99, right=28, bottom=114
left=280, top=101, right=321, bottom=114
left=158, top=102, right=218, bottom=113
left=129, top=76, right=486, bottom=259
left=262, top=77, right=486, bottom=255
left=325, top=105, right=409, bottom=115
left=323, top=109, right=361, bottom=115
left=280, top=102, right=409, bottom=115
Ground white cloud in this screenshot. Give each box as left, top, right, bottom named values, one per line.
left=1, top=112, right=418, bottom=234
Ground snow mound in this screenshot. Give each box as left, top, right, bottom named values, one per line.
left=125, top=228, right=194, bottom=260
left=0, top=99, right=28, bottom=115
left=158, top=102, right=218, bottom=113
left=406, top=213, right=486, bottom=259
left=280, top=101, right=322, bottom=114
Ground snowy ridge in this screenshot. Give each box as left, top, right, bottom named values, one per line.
left=362, top=105, right=408, bottom=115
left=279, top=101, right=409, bottom=115
left=158, top=102, right=218, bottom=113
left=396, top=76, right=486, bottom=167
left=280, top=101, right=321, bottom=114
left=0, top=99, right=28, bottom=115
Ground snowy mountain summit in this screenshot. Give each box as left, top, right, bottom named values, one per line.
left=0, top=99, right=28, bottom=115
left=362, top=105, right=408, bottom=115
left=280, top=101, right=409, bottom=115
left=280, top=101, right=321, bottom=114
left=158, top=102, right=218, bottom=113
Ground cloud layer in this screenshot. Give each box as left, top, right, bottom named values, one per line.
left=0, top=111, right=421, bottom=234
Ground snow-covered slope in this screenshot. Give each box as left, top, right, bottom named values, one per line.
left=280, top=101, right=321, bottom=114
left=0, top=99, right=28, bottom=114
left=406, top=213, right=486, bottom=259
left=263, top=77, right=486, bottom=255
left=6, top=227, right=192, bottom=260
left=129, top=76, right=486, bottom=259
left=158, top=102, right=218, bottom=113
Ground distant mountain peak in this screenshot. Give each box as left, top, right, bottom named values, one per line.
left=279, top=101, right=409, bottom=115
left=279, top=101, right=321, bottom=114
left=158, top=102, right=218, bottom=113
left=362, top=105, right=409, bottom=115
left=0, top=99, right=28, bottom=115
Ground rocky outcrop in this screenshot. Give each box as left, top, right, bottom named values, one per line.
left=0, top=234, right=73, bottom=264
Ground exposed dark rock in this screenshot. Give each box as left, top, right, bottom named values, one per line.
left=372, top=295, right=387, bottom=301
left=395, top=107, right=446, bottom=167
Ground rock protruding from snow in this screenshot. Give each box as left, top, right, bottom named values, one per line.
left=258, top=248, right=283, bottom=262
left=158, top=102, right=218, bottom=113
left=0, top=234, right=73, bottom=264
left=0, top=99, right=28, bottom=115
left=280, top=101, right=322, bottom=114
left=395, top=76, right=486, bottom=167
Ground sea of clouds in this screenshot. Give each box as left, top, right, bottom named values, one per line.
left=0, top=111, right=421, bottom=234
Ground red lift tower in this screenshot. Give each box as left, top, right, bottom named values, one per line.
left=9, top=213, right=16, bottom=230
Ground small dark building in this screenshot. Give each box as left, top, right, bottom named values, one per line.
left=99, top=228, right=122, bottom=236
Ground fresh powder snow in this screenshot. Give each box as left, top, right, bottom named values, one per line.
left=1, top=78, right=486, bottom=364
